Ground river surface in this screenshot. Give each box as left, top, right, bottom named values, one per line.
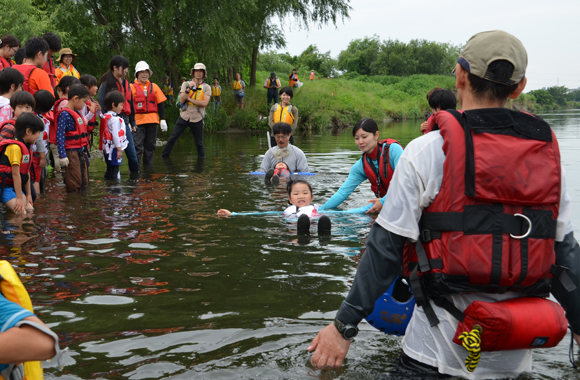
left=3, top=110, right=580, bottom=380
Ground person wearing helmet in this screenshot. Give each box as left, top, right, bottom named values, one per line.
left=263, top=72, right=280, bottom=106
left=161, top=63, right=210, bottom=158
left=130, top=61, right=167, bottom=166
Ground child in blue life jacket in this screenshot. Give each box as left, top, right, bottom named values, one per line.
left=0, top=113, right=44, bottom=214
left=217, top=179, right=372, bottom=234
left=100, top=90, right=128, bottom=180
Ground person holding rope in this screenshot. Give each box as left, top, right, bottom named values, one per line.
left=308, top=30, right=580, bottom=379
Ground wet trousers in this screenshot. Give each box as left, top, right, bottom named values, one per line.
left=161, top=116, right=205, bottom=158
left=133, top=123, right=158, bottom=165
left=64, top=149, right=89, bottom=192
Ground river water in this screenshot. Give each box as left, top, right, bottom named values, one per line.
left=3, top=110, right=580, bottom=380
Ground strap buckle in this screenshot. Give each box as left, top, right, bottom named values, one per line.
left=421, top=229, right=432, bottom=243
left=510, top=213, right=532, bottom=239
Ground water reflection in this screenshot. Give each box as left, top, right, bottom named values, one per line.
left=1, top=114, right=577, bottom=379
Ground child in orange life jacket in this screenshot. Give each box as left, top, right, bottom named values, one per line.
left=101, top=90, right=128, bottom=180
left=79, top=74, right=101, bottom=149
left=31, top=90, right=54, bottom=195
left=56, top=84, right=90, bottom=192
left=0, top=91, right=35, bottom=141
left=0, top=113, right=44, bottom=214
left=49, top=76, right=80, bottom=172
left=0, top=67, right=25, bottom=124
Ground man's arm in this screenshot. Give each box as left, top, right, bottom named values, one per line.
left=551, top=231, right=580, bottom=346
left=0, top=316, right=56, bottom=362
left=308, top=224, right=406, bottom=367
left=294, top=148, right=309, bottom=172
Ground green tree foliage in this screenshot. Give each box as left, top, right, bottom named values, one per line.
left=257, top=45, right=336, bottom=80
left=1, top=0, right=59, bottom=41
left=338, top=36, right=460, bottom=77
left=546, top=85, right=571, bottom=107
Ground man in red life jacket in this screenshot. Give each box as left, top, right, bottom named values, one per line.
left=308, top=30, right=580, bottom=379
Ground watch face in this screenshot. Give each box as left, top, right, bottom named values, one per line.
left=344, top=327, right=357, bottom=339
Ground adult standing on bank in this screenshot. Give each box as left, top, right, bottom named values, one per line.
left=232, top=72, right=245, bottom=110
left=289, top=69, right=299, bottom=87
left=55, top=48, right=80, bottom=84
left=98, top=55, right=139, bottom=174
left=210, top=77, right=222, bottom=114
left=268, top=87, right=297, bottom=147
left=263, top=72, right=281, bottom=106
left=0, top=35, right=20, bottom=71
left=161, top=63, right=210, bottom=158
left=308, top=30, right=580, bottom=379
left=309, top=70, right=315, bottom=81
left=130, top=61, right=167, bottom=165
left=41, top=33, right=61, bottom=89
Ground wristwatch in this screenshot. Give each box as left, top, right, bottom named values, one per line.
left=334, top=318, right=358, bottom=340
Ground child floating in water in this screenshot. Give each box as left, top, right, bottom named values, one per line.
left=265, top=161, right=291, bottom=184
left=217, top=179, right=371, bottom=234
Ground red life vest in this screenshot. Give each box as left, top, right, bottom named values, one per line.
left=362, top=138, right=401, bottom=198
left=133, top=82, right=158, bottom=114
left=0, top=139, right=31, bottom=187
left=49, top=98, right=69, bottom=144
left=85, top=99, right=98, bottom=133
left=99, top=113, right=127, bottom=150
left=55, top=109, right=88, bottom=149
left=0, top=56, right=13, bottom=70
left=42, top=57, right=56, bottom=89
left=13, top=65, right=39, bottom=95
left=116, top=79, right=132, bottom=116
left=403, top=109, right=563, bottom=325
left=0, top=119, right=16, bottom=141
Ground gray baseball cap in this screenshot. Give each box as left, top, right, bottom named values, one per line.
left=456, top=30, right=527, bottom=85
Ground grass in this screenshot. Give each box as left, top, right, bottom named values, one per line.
left=164, top=71, right=568, bottom=133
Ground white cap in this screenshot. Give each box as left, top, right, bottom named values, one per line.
left=134, top=61, right=152, bottom=78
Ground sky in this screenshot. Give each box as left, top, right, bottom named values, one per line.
left=281, top=0, right=580, bottom=92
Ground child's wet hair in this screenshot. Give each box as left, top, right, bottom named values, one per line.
left=286, top=179, right=313, bottom=197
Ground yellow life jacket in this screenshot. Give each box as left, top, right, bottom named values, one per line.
left=0, top=261, right=43, bottom=380
left=58, top=64, right=80, bottom=79
left=232, top=81, right=242, bottom=90
left=267, top=78, right=279, bottom=87
left=273, top=104, right=294, bottom=125
left=187, top=82, right=206, bottom=107
left=211, top=85, right=221, bottom=96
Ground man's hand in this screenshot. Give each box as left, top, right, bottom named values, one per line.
left=307, top=323, right=351, bottom=369
left=366, top=198, right=383, bottom=214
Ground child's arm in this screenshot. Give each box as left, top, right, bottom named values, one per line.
left=217, top=209, right=281, bottom=217
left=11, top=164, right=25, bottom=214
left=56, top=112, right=71, bottom=160
left=39, top=152, right=46, bottom=168
left=25, top=174, right=33, bottom=207
left=217, top=209, right=232, bottom=217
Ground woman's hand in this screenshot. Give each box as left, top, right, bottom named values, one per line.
left=217, top=209, right=232, bottom=217
left=366, top=198, right=383, bottom=214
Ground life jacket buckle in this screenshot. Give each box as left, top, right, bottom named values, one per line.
left=510, top=213, right=532, bottom=239
left=421, top=229, right=432, bottom=243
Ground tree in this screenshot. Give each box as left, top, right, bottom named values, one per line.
left=546, top=86, right=570, bottom=107
left=297, top=45, right=336, bottom=77
left=1, top=0, right=59, bottom=41
left=337, top=36, right=381, bottom=76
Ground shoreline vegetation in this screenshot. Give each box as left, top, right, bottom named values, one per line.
left=188, top=70, right=580, bottom=133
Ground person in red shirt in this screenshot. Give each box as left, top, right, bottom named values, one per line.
left=13, top=38, right=54, bottom=97
left=41, top=33, right=61, bottom=89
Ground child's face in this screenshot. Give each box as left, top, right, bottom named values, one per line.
left=275, top=162, right=288, bottom=170
left=70, top=96, right=89, bottom=111
left=23, top=129, right=41, bottom=144
left=89, top=85, right=98, bottom=96
left=112, top=102, right=124, bottom=114
left=288, top=183, right=313, bottom=208
left=13, top=104, right=33, bottom=119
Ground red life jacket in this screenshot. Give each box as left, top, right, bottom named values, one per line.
left=42, top=57, right=56, bottom=89
left=55, top=109, right=88, bottom=149
left=13, top=65, right=39, bottom=95
left=0, top=56, right=13, bottom=70
left=99, top=113, right=127, bottom=150
left=0, top=119, right=16, bottom=141
left=133, top=82, right=158, bottom=114
left=85, top=99, right=98, bottom=133
left=362, top=138, right=401, bottom=198
left=49, top=98, right=68, bottom=144
left=0, top=139, right=31, bottom=187
left=116, top=79, right=132, bottom=116
left=403, top=109, right=563, bottom=326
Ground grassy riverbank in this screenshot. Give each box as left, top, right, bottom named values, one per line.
left=164, top=71, right=575, bottom=132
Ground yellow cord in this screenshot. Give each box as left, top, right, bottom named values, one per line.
left=458, top=325, right=482, bottom=372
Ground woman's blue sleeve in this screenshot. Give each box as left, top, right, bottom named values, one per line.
left=319, top=158, right=368, bottom=210
left=0, top=294, right=34, bottom=333
left=320, top=203, right=372, bottom=214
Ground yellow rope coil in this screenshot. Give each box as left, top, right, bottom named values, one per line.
left=458, top=325, right=482, bottom=372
